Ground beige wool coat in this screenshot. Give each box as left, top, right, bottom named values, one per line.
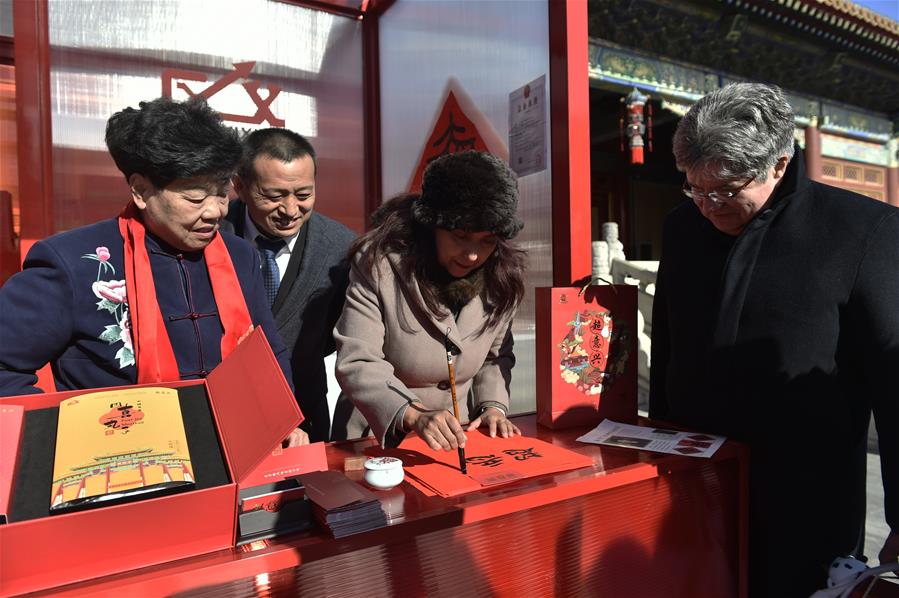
left=333, top=252, right=516, bottom=447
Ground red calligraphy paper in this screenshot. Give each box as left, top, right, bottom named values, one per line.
left=387, top=430, right=595, bottom=498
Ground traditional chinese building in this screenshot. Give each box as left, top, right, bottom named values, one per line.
left=587, top=0, right=899, bottom=258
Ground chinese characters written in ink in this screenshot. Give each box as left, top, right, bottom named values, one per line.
left=99, top=402, right=145, bottom=435
left=466, top=447, right=543, bottom=468
left=589, top=315, right=607, bottom=370
left=429, top=112, right=476, bottom=158
left=559, top=309, right=621, bottom=395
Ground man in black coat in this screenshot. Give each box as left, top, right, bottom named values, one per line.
left=224, top=128, right=357, bottom=442
left=650, top=83, right=898, bottom=596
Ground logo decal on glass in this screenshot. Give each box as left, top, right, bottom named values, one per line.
left=162, top=61, right=285, bottom=127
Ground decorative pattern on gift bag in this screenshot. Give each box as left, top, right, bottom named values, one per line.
left=558, top=309, right=632, bottom=397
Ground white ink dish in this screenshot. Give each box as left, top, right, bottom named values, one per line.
left=363, top=456, right=405, bottom=490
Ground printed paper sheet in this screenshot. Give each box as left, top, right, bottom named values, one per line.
left=577, top=420, right=725, bottom=458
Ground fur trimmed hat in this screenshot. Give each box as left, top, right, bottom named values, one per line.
left=412, top=151, right=523, bottom=239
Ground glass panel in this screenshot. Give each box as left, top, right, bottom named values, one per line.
left=0, top=64, right=16, bottom=233
left=0, top=0, right=12, bottom=37
left=47, top=0, right=365, bottom=233
left=379, top=0, right=553, bottom=415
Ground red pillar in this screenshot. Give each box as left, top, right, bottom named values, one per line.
left=804, top=118, right=822, bottom=183
left=549, top=0, right=592, bottom=286
left=0, top=191, right=17, bottom=283
left=362, top=1, right=396, bottom=226
left=13, top=0, right=54, bottom=257
left=13, top=0, right=56, bottom=393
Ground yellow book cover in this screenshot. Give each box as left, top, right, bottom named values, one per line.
left=51, top=387, right=194, bottom=511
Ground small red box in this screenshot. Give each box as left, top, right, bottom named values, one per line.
left=240, top=441, right=328, bottom=490
left=0, top=327, right=302, bottom=596
left=0, top=404, right=24, bottom=522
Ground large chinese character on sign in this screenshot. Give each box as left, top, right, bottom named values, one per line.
left=407, top=88, right=492, bottom=192
left=161, top=61, right=285, bottom=127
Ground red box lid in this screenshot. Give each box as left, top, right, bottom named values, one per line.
left=0, top=404, right=24, bottom=518
left=206, top=326, right=303, bottom=485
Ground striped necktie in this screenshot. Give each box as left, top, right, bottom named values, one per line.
left=256, top=235, right=285, bottom=307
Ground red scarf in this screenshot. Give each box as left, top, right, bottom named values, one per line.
left=118, top=203, right=253, bottom=383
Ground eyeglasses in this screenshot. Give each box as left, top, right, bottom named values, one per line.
left=682, top=176, right=755, bottom=206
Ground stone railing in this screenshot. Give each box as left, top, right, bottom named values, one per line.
left=610, top=258, right=658, bottom=413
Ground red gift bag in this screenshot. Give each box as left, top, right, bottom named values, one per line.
left=536, top=284, right=638, bottom=429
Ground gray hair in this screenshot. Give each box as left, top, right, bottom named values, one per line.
left=672, top=83, right=795, bottom=183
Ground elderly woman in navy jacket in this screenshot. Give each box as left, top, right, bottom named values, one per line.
left=0, top=97, right=306, bottom=444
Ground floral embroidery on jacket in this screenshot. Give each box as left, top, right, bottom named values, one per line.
left=82, top=246, right=134, bottom=368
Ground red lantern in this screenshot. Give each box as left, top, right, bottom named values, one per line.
left=620, top=88, right=653, bottom=165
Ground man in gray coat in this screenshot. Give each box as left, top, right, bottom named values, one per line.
left=224, top=128, right=357, bottom=442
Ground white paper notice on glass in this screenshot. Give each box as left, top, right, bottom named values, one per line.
left=508, top=75, right=547, bottom=177
left=577, top=420, right=726, bottom=458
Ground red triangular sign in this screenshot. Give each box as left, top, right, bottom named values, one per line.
left=408, top=90, right=490, bottom=193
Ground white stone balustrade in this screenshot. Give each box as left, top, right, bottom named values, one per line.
left=591, top=222, right=658, bottom=413
left=610, top=258, right=658, bottom=413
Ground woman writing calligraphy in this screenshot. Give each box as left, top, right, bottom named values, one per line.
left=333, top=151, right=526, bottom=450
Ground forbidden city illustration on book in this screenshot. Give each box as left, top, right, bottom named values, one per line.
left=50, top=387, right=194, bottom=513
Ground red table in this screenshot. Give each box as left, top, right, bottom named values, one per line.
left=44, top=417, right=748, bottom=597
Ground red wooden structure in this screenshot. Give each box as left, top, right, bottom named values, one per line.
left=32, top=417, right=749, bottom=597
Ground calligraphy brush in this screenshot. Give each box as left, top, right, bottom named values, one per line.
left=444, top=328, right=467, bottom=474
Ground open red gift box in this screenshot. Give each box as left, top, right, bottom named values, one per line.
left=0, top=327, right=302, bottom=597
